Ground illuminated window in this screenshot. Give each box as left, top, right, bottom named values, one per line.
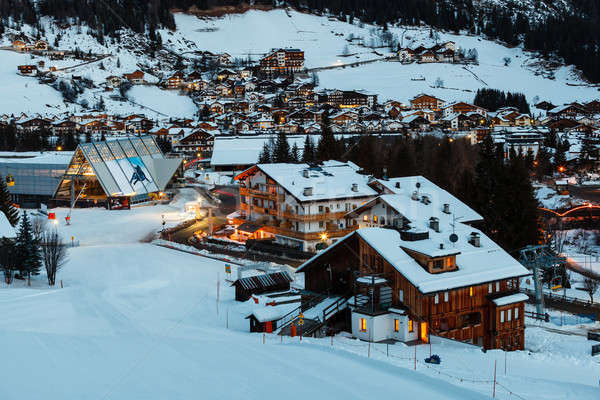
left=408, top=319, right=414, bottom=332
left=363, top=215, right=368, bottom=222
left=394, top=319, right=399, bottom=332
left=469, top=287, right=474, bottom=297
left=359, top=318, right=367, bottom=332
left=373, top=215, right=378, bottom=223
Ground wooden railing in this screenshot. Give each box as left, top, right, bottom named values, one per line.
left=239, top=186, right=284, bottom=201
left=261, top=225, right=356, bottom=241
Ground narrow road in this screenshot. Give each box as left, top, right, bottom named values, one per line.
left=569, top=185, right=600, bottom=203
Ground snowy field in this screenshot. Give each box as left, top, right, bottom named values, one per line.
left=170, top=9, right=600, bottom=106
left=0, top=189, right=599, bottom=399
left=0, top=50, right=66, bottom=115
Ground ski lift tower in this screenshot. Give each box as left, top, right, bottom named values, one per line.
left=518, top=245, right=566, bottom=315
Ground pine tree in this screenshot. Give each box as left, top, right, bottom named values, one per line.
left=0, top=176, right=19, bottom=227
left=258, top=142, right=271, bottom=163
left=291, top=142, right=300, bottom=163
left=15, top=211, right=42, bottom=280
left=316, top=112, right=338, bottom=161
left=273, top=131, right=291, bottom=163
left=302, top=135, right=315, bottom=163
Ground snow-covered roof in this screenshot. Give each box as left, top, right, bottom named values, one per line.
left=298, top=226, right=530, bottom=294
left=249, top=303, right=299, bottom=323
left=491, top=293, right=529, bottom=307
left=371, top=176, right=483, bottom=223
left=210, top=135, right=303, bottom=167
left=246, top=161, right=377, bottom=202
left=0, top=151, right=74, bottom=165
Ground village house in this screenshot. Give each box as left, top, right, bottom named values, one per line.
left=166, top=71, right=185, bottom=89
left=410, top=94, right=446, bottom=111
left=17, top=65, right=37, bottom=76
left=297, top=176, right=529, bottom=350
left=259, top=48, right=305, bottom=75
left=233, top=161, right=378, bottom=252
left=316, top=89, right=377, bottom=109
left=172, top=129, right=215, bottom=157
left=443, top=102, right=488, bottom=118
left=105, top=75, right=122, bottom=88
left=123, top=70, right=145, bottom=84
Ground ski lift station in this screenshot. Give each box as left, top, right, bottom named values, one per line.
left=53, top=136, right=182, bottom=208
left=0, top=136, right=182, bottom=209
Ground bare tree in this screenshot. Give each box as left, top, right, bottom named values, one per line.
left=40, top=230, right=68, bottom=286
left=583, top=277, right=600, bottom=303
left=31, top=216, right=48, bottom=242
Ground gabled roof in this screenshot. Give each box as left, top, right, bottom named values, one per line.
left=236, top=161, right=377, bottom=203
left=298, top=227, right=529, bottom=294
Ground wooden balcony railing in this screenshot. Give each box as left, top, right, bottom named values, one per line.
left=239, top=186, right=284, bottom=201
left=260, top=225, right=356, bottom=241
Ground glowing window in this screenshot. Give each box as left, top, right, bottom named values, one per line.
left=394, top=319, right=399, bottom=332
left=408, top=319, right=414, bottom=332
left=469, top=287, right=474, bottom=297
left=363, top=215, right=368, bottom=222
left=373, top=215, right=378, bottom=223
left=359, top=318, right=367, bottom=332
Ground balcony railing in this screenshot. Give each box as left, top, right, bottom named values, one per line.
left=239, top=187, right=284, bottom=201
left=260, top=225, right=356, bottom=241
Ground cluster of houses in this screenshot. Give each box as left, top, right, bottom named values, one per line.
left=1, top=112, right=157, bottom=138
left=398, top=41, right=464, bottom=64
left=231, top=160, right=530, bottom=351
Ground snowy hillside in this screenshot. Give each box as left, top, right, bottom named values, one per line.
left=1, top=8, right=599, bottom=118
left=167, top=9, right=600, bottom=106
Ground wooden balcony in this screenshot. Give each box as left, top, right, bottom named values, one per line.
left=260, top=225, right=356, bottom=241
left=239, top=186, right=284, bottom=201
left=278, top=210, right=348, bottom=221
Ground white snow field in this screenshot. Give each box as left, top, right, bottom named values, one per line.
left=0, top=190, right=599, bottom=399
left=0, top=51, right=66, bottom=115
left=170, top=9, right=600, bottom=106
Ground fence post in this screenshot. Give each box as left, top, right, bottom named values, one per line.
left=492, top=360, right=497, bottom=399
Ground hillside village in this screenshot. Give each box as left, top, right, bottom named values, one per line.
left=0, top=5, right=600, bottom=400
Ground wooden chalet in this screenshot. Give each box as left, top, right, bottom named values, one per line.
left=410, top=94, right=445, bottom=111
left=296, top=177, right=530, bottom=350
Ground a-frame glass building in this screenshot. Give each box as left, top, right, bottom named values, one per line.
left=54, top=136, right=182, bottom=206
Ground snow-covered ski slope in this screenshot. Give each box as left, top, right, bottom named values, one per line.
left=170, top=9, right=600, bottom=105
left=0, top=189, right=598, bottom=399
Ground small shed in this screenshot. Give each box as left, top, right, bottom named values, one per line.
left=246, top=303, right=298, bottom=333
left=235, top=221, right=263, bottom=240
left=233, top=271, right=293, bottom=301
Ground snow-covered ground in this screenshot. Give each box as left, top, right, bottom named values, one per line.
left=0, top=190, right=599, bottom=399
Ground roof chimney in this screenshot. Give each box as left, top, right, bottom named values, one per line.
left=351, top=183, right=358, bottom=192
left=439, top=243, right=444, bottom=249
left=469, top=232, right=481, bottom=247
left=395, top=181, right=400, bottom=188
left=303, top=169, right=309, bottom=178
left=443, top=203, right=450, bottom=214
left=429, top=217, right=439, bottom=232
left=303, top=187, right=313, bottom=196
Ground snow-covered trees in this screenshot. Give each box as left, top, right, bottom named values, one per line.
left=0, top=237, right=18, bottom=284
left=583, top=277, right=599, bottom=303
